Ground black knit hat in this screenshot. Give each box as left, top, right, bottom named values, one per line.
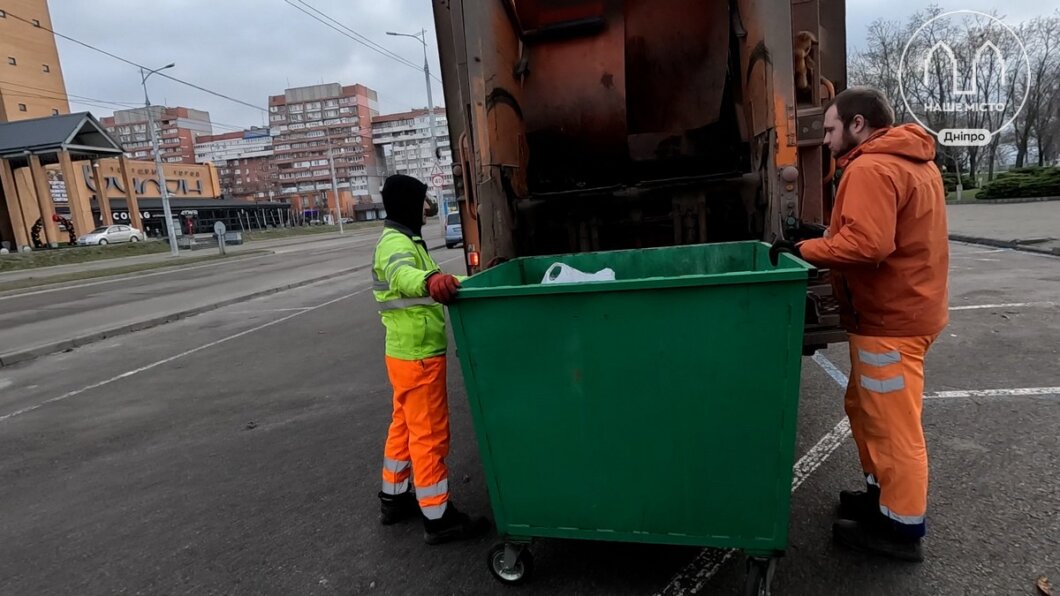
left=382, top=174, right=428, bottom=235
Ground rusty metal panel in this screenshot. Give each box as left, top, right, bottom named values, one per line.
left=624, top=0, right=729, bottom=135
left=521, top=0, right=626, bottom=191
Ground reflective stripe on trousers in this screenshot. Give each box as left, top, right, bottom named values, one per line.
left=844, top=333, right=937, bottom=538
left=381, top=355, right=451, bottom=520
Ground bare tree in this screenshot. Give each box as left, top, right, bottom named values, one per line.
left=1028, top=13, right=1060, bottom=166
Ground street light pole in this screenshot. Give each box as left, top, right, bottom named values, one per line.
left=387, top=29, right=443, bottom=217
left=141, top=63, right=179, bottom=256
left=328, top=147, right=345, bottom=234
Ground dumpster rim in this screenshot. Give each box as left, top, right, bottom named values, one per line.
left=454, top=258, right=810, bottom=300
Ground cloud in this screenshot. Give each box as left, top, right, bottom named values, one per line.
left=47, top=0, right=1055, bottom=130
left=50, top=0, right=441, bottom=130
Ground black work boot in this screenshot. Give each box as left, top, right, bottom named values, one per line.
left=422, top=502, right=491, bottom=545
left=379, top=491, right=419, bottom=526
left=837, top=485, right=880, bottom=521
left=833, top=518, right=924, bottom=562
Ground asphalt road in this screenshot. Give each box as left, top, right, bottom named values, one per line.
left=0, top=227, right=437, bottom=365
left=0, top=242, right=1057, bottom=595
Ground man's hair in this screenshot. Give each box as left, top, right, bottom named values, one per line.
left=829, top=86, right=895, bottom=130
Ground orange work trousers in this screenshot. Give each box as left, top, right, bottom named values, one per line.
left=845, top=333, right=937, bottom=537
left=381, top=355, right=451, bottom=520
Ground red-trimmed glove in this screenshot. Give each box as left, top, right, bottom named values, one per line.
left=427, top=273, right=461, bottom=304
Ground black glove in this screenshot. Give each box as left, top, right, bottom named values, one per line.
left=795, top=222, right=828, bottom=240
left=769, top=239, right=801, bottom=266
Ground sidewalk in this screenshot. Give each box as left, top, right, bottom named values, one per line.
left=948, top=202, right=1060, bottom=255
left=0, top=227, right=380, bottom=285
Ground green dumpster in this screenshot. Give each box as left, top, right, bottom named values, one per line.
left=447, top=241, right=812, bottom=592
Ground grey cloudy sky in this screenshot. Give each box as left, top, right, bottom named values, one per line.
left=44, top=0, right=1055, bottom=132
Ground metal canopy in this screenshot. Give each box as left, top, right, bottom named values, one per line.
left=0, top=112, right=125, bottom=168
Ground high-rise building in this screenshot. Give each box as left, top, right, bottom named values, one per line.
left=268, top=83, right=381, bottom=202
left=0, top=0, right=70, bottom=122
left=372, top=107, right=453, bottom=201
left=101, top=106, right=213, bottom=165
left=195, top=127, right=275, bottom=202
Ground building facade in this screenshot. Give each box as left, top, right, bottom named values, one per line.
left=268, top=83, right=382, bottom=206
left=194, top=127, right=275, bottom=202
left=372, top=108, right=454, bottom=202
left=0, top=0, right=70, bottom=122
left=101, top=106, right=213, bottom=165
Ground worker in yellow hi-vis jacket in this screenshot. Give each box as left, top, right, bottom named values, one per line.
left=372, top=174, right=488, bottom=545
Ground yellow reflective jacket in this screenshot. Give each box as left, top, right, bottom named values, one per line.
left=372, top=222, right=447, bottom=361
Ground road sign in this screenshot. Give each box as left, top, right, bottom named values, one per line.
left=214, top=221, right=227, bottom=255
left=431, top=173, right=445, bottom=189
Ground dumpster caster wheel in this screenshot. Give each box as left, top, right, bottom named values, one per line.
left=488, top=543, right=534, bottom=585
left=744, top=557, right=776, bottom=596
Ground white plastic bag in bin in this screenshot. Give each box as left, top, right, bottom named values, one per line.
left=541, top=263, right=616, bottom=284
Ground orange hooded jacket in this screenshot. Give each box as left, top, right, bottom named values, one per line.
left=799, top=124, right=949, bottom=337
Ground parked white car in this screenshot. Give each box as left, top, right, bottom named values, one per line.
left=77, top=225, right=145, bottom=246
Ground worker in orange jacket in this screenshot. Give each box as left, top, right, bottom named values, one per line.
left=373, top=174, right=489, bottom=544
left=771, top=87, right=948, bottom=561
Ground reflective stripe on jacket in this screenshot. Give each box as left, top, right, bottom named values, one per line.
left=372, top=221, right=446, bottom=360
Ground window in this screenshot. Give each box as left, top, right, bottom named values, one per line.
left=18, top=103, right=27, bottom=112
left=32, top=19, right=41, bottom=27
left=52, top=108, right=59, bottom=116
left=42, top=64, right=50, bottom=73
left=7, top=57, right=16, bottom=65
left=0, top=10, right=6, bottom=17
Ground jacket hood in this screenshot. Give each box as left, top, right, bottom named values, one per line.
left=841, top=123, right=937, bottom=166
left=382, top=174, right=428, bottom=236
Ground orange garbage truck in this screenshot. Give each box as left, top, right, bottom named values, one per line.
left=432, top=0, right=848, bottom=350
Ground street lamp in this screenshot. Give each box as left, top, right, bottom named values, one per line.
left=140, top=63, right=180, bottom=256
left=387, top=29, right=443, bottom=218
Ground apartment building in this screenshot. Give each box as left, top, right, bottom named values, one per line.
left=195, top=127, right=275, bottom=201
left=268, top=83, right=381, bottom=201
left=101, top=106, right=213, bottom=164
left=371, top=107, right=453, bottom=202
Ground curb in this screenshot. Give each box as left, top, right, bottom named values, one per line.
left=0, top=251, right=273, bottom=297
left=950, top=234, right=1060, bottom=256
left=0, top=262, right=372, bottom=368
left=0, top=242, right=449, bottom=368
left=953, top=196, right=1060, bottom=205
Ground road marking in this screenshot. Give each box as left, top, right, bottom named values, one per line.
left=0, top=378, right=11, bottom=391
left=659, top=351, right=1060, bottom=595
left=226, top=307, right=313, bottom=314
left=812, top=352, right=849, bottom=387
left=926, top=387, right=1060, bottom=399
left=0, top=254, right=462, bottom=423
left=949, top=301, right=1056, bottom=311
left=658, top=354, right=852, bottom=595
left=0, top=287, right=367, bottom=423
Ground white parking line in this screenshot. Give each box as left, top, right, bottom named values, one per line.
left=927, top=387, right=1060, bottom=399
left=949, top=301, right=1056, bottom=311
left=658, top=352, right=1060, bottom=595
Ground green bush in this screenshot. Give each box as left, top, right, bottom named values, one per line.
left=942, top=173, right=977, bottom=192
left=978, top=167, right=1060, bottom=199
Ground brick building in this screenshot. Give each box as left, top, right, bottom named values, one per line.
left=101, top=106, right=213, bottom=165
left=268, top=83, right=382, bottom=208
left=0, top=0, right=70, bottom=122
left=194, top=127, right=275, bottom=202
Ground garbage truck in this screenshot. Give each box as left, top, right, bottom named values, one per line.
left=432, top=0, right=848, bottom=350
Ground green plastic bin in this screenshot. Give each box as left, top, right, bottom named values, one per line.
left=447, top=241, right=812, bottom=590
